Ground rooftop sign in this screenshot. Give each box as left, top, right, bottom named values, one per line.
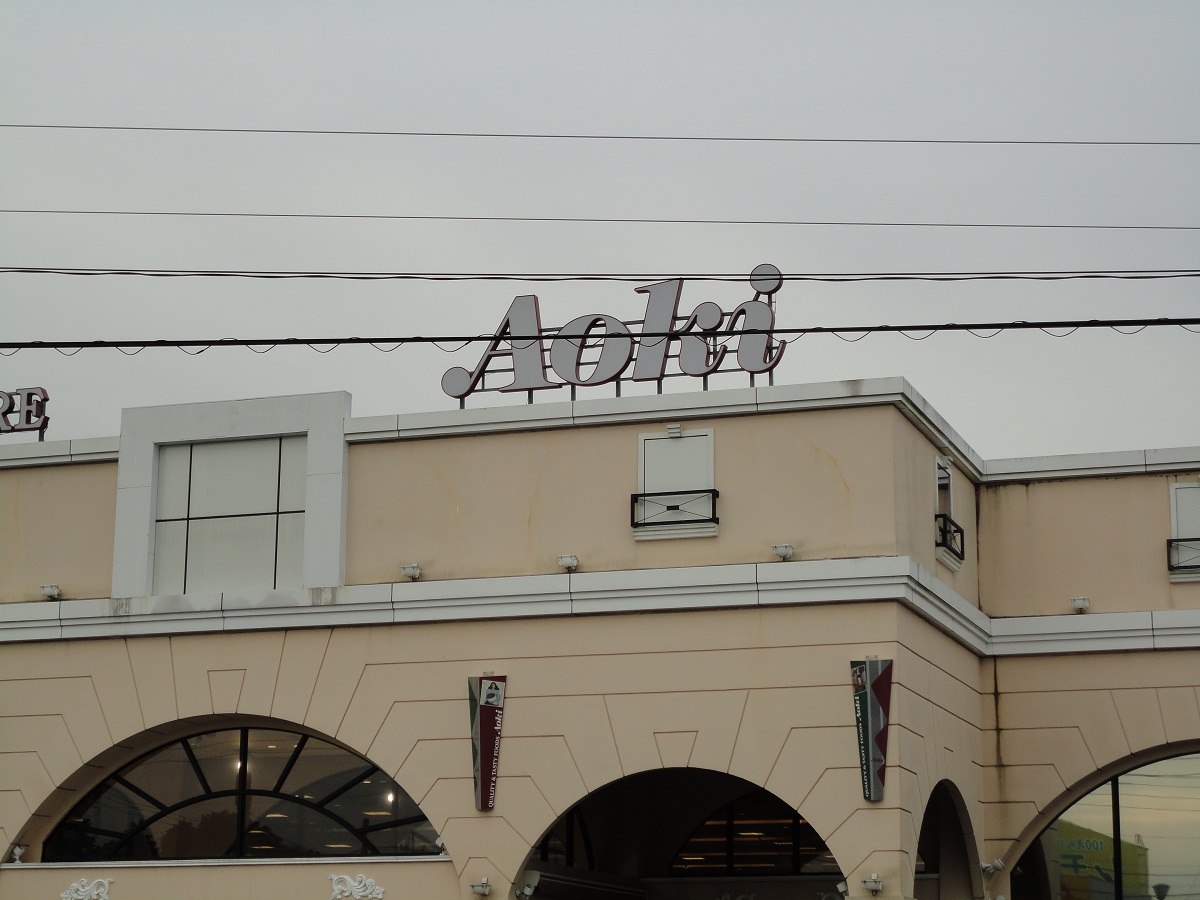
left=0, top=387, right=49, bottom=441
left=441, top=266, right=787, bottom=401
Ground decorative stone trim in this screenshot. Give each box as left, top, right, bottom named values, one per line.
left=61, top=879, right=113, bottom=900
left=331, top=873, right=385, bottom=899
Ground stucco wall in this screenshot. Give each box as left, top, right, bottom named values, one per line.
left=346, top=407, right=903, bottom=584
left=0, top=603, right=985, bottom=899
left=0, top=462, right=116, bottom=603
left=978, top=474, right=1200, bottom=617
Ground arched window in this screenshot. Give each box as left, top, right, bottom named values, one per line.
left=43, top=727, right=441, bottom=861
left=670, top=788, right=840, bottom=877
left=1012, top=752, right=1200, bottom=900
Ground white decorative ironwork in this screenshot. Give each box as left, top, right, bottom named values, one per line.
left=331, top=874, right=385, bottom=899
left=61, top=879, right=113, bottom=900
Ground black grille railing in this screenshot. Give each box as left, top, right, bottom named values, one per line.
left=1168, top=538, right=1200, bottom=572
left=935, top=513, right=965, bottom=561
left=631, top=489, right=719, bottom=528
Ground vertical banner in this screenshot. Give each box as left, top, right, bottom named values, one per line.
left=468, top=675, right=507, bottom=811
left=851, top=659, right=893, bottom=802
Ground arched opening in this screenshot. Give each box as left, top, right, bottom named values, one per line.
left=915, top=781, right=979, bottom=900
left=524, top=768, right=843, bottom=900
left=30, top=723, right=441, bottom=862
left=1011, top=751, right=1200, bottom=900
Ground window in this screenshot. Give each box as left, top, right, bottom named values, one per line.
left=1012, top=752, right=1200, bottom=900
left=112, top=392, right=349, bottom=599
left=935, top=457, right=964, bottom=570
left=153, top=437, right=306, bottom=595
left=1169, top=483, right=1200, bottom=579
left=42, top=727, right=441, bottom=861
left=631, top=426, right=717, bottom=540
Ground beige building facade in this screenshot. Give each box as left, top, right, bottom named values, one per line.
left=1, top=379, right=1197, bottom=900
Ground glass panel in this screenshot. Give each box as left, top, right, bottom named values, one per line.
left=244, top=795, right=363, bottom=857
left=133, top=795, right=238, bottom=859
left=151, top=520, right=187, bottom=595
left=276, top=512, right=305, bottom=589
left=121, top=740, right=204, bottom=809
left=1041, top=781, right=1117, bottom=900
left=189, top=438, right=280, bottom=518
left=728, top=792, right=794, bottom=875
left=246, top=730, right=304, bottom=793
left=367, top=819, right=443, bottom=855
left=66, top=780, right=156, bottom=840
left=186, top=515, right=278, bottom=593
left=278, top=435, right=307, bottom=511
left=155, top=444, right=191, bottom=519
left=188, top=730, right=241, bottom=794
left=325, top=773, right=419, bottom=832
left=1117, top=753, right=1200, bottom=900
left=282, top=737, right=372, bottom=804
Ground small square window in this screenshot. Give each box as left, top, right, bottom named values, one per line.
left=935, top=457, right=964, bottom=570
left=631, top=427, right=717, bottom=540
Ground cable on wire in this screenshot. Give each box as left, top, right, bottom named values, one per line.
left=1, top=210, right=1195, bottom=230
left=2, top=267, right=1198, bottom=283
left=3, top=317, right=1199, bottom=355
left=3, top=124, right=1198, bottom=147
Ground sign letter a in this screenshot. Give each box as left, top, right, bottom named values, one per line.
left=441, top=295, right=561, bottom=399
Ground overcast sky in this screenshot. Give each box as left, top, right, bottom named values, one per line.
left=1, top=2, right=1197, bottom=459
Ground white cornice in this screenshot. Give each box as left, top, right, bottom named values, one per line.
left=3, top=557, right=1196, bottom=658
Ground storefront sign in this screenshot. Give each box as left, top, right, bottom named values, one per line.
left=441, top=275, right=786, bottom=400
left=468, top=675, right=507, bottom=811
left=851, top=659, right=893, bottom=801
left=0, top=387, right=50, bottom=440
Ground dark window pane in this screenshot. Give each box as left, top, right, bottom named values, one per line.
left=246, top=730, right=303, bottom=793
left=188, top=730, right=242, bottom=793
left=244, top=796, right=363, bottom=857
left=127, top=796, right=238, bottom=860
left=122, top=740, right=204, bottom=808
left=367, top=819, right=443, bottom=856
left=282, top=737, right=371, bottom=803
left=324, top=774, right=420, bottom=831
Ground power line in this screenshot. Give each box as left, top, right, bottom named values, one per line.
left=3, top=318, right=1198, bottom=356
left=1, top=209, right=1195, bottom=230
left=3, top=123, right=1197, bottom=147
left=2, top=267, right=1198, bottom=283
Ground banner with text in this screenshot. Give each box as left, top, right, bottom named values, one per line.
left=851, top=659, right=893, bottom=802
left=468, top=675, right=507, bottom=811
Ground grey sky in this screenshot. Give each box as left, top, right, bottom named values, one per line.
left=1, top=1, right=1197, bottom=457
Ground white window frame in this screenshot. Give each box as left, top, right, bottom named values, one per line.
left=633, top=426, right=717, bottom=541
left=935, top=456, right=963, bottom=572
left=1169, top=481, right=1200, bottom=582
left=112, top=393, right=350, bottom=598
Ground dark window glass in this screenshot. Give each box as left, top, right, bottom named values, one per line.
left=43, top=727, right=441, bottom=862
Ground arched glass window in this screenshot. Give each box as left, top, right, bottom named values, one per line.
left=43, top=727, right=441, bottom=861
left=670, top=788, right=840, bottom=877
left=1013, top=752, right=1200, bottom=900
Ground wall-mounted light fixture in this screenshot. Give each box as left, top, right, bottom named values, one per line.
left=10, top=845, right=25, bottom=863
left=771, top=544, right=794, bottom=561
left=1071, top=596, right=1090, bottom=613
left=401, top=565, right=422, bottom=581
left=836, top=881, right=849, bottom=898
left=40, top=584, right=60, bottom=600
left=557, top=555, right=578, bottom=573
left=861, top=875, right=883, bottom=896
left=982, top=858, right=1006, bottom=874
left=515, top=871, right=540, bottom=899
left=470, top=876, right=491, bottom=896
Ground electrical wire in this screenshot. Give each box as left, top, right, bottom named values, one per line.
left=2, top=209, right=1194, bottom=230
left=2, top=267, right=1197, bottom=283
left=3, top=124, right=1197, bottom=147
left=2, top=318, right=1198, bottom=354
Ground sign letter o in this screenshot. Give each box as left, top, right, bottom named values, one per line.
left=550, top=315, right=634, bottom=386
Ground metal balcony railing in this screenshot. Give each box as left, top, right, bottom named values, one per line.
left=935, top=513, right=965, bottom=561
left=1168, top=538, right=1200, bottom=572
left=631, top=489, right=719, bottom=528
